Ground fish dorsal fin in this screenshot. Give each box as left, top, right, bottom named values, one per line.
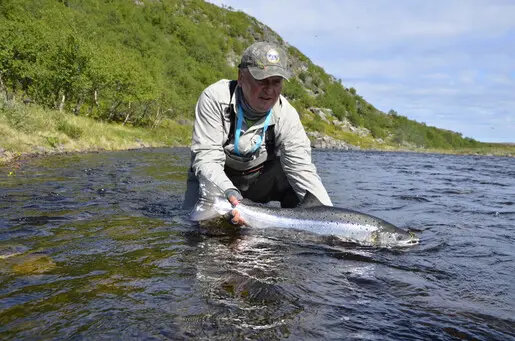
left=298, top=191, right=324, bottom=208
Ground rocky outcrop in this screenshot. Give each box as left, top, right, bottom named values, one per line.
left=307, top=131, right=360, bottom=151
left=308, top=107, right=370, bottom=137
left=308, top=107, right=333, bottom=123
left=304, top=106, right=371, bottom=150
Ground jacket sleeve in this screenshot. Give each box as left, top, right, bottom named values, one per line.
left=190, top=88, right=235, bottom=194
left=275, top=101, right=333, bottom=206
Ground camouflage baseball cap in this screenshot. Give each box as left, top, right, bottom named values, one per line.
left=239, top=42, right=291, bottom=80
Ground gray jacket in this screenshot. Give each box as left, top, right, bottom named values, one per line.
left=190, top=79, right=332, bottom=206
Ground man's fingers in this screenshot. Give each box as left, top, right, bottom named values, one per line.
left=225, top=189, right=242, bottom=205
left=231, top=209, right=240, bottom=223
left=231, top=209, right=247, bottom=226
left=228, top=195, right=240, bottom=206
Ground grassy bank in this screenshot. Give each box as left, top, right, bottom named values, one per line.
left=0, top=97, right=191, bottom=166
left=1, top=97, right=514, bottom=168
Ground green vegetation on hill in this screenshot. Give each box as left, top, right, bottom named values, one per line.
left=0, top=92, right=191, bottom=165
left=1, top=0, right=513, bottom=163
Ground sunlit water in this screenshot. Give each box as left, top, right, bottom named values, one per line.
left=1, top=148, right=514, bottom=340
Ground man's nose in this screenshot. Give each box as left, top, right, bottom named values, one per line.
left=262, top=83, right=274, bottom=94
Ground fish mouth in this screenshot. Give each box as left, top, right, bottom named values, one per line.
left=400, top=238, right=420, bottom=246
left=370, top=230, right=420, bottom=247
left=398, top=231, right=420, bottom=246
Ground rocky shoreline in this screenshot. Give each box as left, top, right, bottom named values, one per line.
left=307, top=131, right=360, bottom=151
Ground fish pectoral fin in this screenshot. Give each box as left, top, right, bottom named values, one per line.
left=298, top=191, right=324, bottom=208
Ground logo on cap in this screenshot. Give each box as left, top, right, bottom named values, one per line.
left=266, top=49, right=280, bottom=64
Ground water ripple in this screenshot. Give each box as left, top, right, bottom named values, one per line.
left=0, top=148, right=514, bottom=340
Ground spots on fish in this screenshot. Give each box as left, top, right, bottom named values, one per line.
left=193, top=190, right=417, bottom=247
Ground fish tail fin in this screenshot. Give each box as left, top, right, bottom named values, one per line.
left=198, top=174, right=226, bottom=199
left=189, top=174, right=228, bottom=222
left=190, top=196, right=219, bottom=221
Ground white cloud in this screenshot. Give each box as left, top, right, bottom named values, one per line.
left=207, top=0, right=515, bottom=142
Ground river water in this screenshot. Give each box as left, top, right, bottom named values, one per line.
left=0, top=148, right=514, bottom=340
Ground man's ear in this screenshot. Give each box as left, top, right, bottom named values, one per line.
left=237, top=68, right=243, bottom=86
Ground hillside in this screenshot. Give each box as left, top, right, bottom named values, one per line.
left=1, top=0, right=514, bottom=162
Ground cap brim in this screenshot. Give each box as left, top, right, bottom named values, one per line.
left=248, top=66, right=291, bottom=81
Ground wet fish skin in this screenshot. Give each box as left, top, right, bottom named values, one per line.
left=190, top=178, right=419, bottom=248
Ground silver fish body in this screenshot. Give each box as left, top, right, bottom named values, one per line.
left=190, top=178, right=419, bottom=247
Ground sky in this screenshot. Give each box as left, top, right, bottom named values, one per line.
left=207, top=0, right=515, bottom=143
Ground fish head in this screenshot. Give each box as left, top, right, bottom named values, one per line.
left=372, top=230, right=420, bottom=248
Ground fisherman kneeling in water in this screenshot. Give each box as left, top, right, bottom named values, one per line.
left=182, top=42, right=332, bottom=225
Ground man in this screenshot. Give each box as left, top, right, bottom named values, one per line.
left=183, top=41, right=332, bottom=224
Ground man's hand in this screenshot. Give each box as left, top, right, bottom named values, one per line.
left=224, top=189, right=246, bottom=226
left=225, top=189, right=241, bottom=205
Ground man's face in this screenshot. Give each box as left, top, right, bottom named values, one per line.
left=238, top=69, right=283, bottom=112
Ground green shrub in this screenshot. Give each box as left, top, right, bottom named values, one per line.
left=46, top=136, right=60, bottom=148
left=57, top=119, right=83, bottom=139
